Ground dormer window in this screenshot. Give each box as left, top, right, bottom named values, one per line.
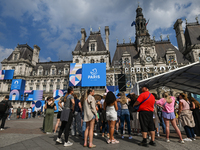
left=168, top=55, right=177, bottom=63
left=45, top=70, right=48, bottom=75
left=91, top=44, right=95, bottom=51
left=89, top=40, right=97, bottom=52
left=39, top=69, right=42, bottom=75
left=14, top=54, right=18, bottom=60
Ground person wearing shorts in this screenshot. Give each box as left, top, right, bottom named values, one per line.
left=133, top=85, right=156, bottom=147
left=104, top=91, right=119, bottom=144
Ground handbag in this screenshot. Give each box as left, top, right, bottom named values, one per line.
left=134, top=93, right=151, bottom=111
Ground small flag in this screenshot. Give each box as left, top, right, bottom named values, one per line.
left=146, top=19, right=149, bottom=26
left=131, top=21, right=136, bottom=26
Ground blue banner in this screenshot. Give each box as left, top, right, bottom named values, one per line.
left=0, top=70, right=14, bottom=80
left=9, top=79, right=26, bottom=101
left=24, top=90, right=43, bottom=101
left=82, top=63, right=106, bottom=87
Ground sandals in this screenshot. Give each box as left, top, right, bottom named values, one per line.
left=107, top=139, right=111, bottom=144
left=89, top=144, right=96, bottom=148
left=111, top=139, right=119, bottom=144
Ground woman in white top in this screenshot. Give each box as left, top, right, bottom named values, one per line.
left=104, top=91, right=119, bottom=144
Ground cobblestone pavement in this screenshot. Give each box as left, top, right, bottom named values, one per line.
left=0, top=116, right=200, bottom=150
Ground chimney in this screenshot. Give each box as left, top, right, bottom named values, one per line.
left=81, top=28, right=87, bottom=48
left=105, top=26, right=110, bottom=51
left=32, top=45, right=40, bottom=65
left=173, top=19, right=185, bottom=53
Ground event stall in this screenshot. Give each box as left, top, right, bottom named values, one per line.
left=132, top=61, right=200, bottom=95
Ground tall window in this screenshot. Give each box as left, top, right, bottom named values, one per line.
left=91, top=59, right=95, bottom=63
left=63, top=84, right=67, bottom=89
left=12, top=67, right=15, bottom=70
left=30, top=87, right=33, bottom=90
left=50, top=85, right=53, bottom=92
left=52, top=69, right=55, bottom=75
left=51, top=79, right=54, bottom=82
left=56, top=84, right=60, bottom=90
left=100, top=59, right=104, bottom=63
left=136, top=73, right=142, bottom=81
left=43, top=85, right=46, bottom=92
left=32, top=71, right=35, bottom=76
left=64, top=79, right=68, bottom=82
left=8, top=84, right=11, bottom=91
left=44, top=80, right=46, bottom=82
left=91, top=44, right=95, bottom=51
left=31, top=80, right=34, bottom=83
left=39, top=70, right=42, bottom=75
left=65, top=69, right=68, bottom=74
left=14, top=54, right=18, bottom=60
left=36, top=85, right=39, bottom=90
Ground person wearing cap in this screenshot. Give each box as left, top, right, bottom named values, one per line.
left=0, top=95, right=11, bottom=130
left=133, top=85, right=156, bottom=147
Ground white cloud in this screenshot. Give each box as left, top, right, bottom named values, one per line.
left=0, top=0, right=200, bottom=61
left=39, top=56, right=51, bottom=62
left=20, top=26, right=29, bottom=38
left=0, top=45, right=14, bottom=69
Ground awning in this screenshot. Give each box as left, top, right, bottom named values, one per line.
left=132, top=61, right=200, bottom=95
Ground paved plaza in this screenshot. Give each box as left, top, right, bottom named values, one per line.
left=0, top=115, right=200, bottom=150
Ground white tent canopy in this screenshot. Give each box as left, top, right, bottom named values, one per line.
left=132, top=61, right=200, bottom=95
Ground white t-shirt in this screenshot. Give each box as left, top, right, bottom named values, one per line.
left=28, top=108, right=32, bottom=113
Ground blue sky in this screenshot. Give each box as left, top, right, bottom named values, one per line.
left=0, top=0, right=200, bottom=69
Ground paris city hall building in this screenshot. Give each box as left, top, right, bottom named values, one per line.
left=0, top=6, right=200, bottom=109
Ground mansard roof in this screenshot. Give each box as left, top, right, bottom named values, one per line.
left=7, top=44, right=33, bottom=62
left=111, top=41, right=189, bottom=66
left=184, top=23, right=200, bottom=46
left=33, top=60, right=72, bottom=70
left=75, top=31, right=106, bottom=52
left=155, top=41, right=189, bottom=64
left=111, top=43, right=138, bottom=66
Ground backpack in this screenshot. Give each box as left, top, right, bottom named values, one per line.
left=0, top=100, right=8, bottom=113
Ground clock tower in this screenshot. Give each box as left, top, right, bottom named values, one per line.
left=134, top=5, right=157, bottom=65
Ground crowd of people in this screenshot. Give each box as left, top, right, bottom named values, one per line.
left=1, top=85, right=200, bottom=148
left=41, top=86, right=200, bottom=148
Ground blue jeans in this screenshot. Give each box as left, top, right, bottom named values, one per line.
left=120, top=109, right=131, bottom=135
left=102, top=121, right=109, bottom=133
left=8, top=113, right=12, bottom=119
left=184, top=126, right=195, bottom=138
left=28, top=113, right=31, bottom=118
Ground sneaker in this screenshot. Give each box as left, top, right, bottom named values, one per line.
left=56, top=138, right=62, bottom=144
left=166, top=139, right=170, bottom=143
left=194, top=134, right=197, bottom=137
left=192, top=138, right=196, bottom=141
left=149, top=141, right=156, bottom=146
left=123, top=130, right=125, bottom=134
left=149, top=136, right=151, bottom=140
left=64, top=141, right=73, bottom=147
left=183, top=138, right=192, bottom=142
left=46, top=132, right=52, bottom=134
left=179, top=140, right=185, bottom=144
left=129, top=136, right=133, bottom=140
left=121, top=136, right=124, bottom=139
left=137, top=133, right=142, bottom=136
left=138, top=141, right=148, bottom=147
left=8, top=118, right=10, bottom=120
left=157, top=133, right=160, bottom=137
left=0, top=128, right=4, bottom=131
left=94, top=133, right=98, bottom=136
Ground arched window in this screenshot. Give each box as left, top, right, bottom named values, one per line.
left=100, top=59, right=104, bottom=63
left=75, top=59, right=79, bottom=63
left=91, top=59, right=94, bottom=63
